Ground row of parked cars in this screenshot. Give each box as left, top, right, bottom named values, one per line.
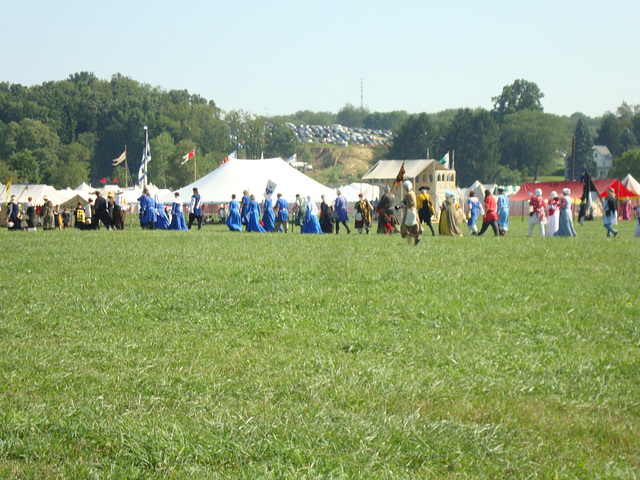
left=285, top=123, right=393, bottom=147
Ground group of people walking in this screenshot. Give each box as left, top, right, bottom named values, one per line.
left=5, top=194, right=71, bottom=231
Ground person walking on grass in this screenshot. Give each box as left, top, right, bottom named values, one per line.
left=545, top=191, right=560, bottom=237
left=246, top=194, right=266, bottom=233
left=319, top=194, right=334, bottom=233
left=262, top=194, right=275, bottom=232
left=603, top=188, right=619, bottom=237
left=169, top=192, right=188, bottom=230
left=528, top=188, right=546, bottom=237
left=301, top=196, right=322, bottom=234
left=416, top=186, right=436, bottom=236
left=376, top=185, right=398, bottom=234
left=477, top=189, right=499, bottom=236
left=41, top=196, right=55, bottom=231
left=273, top=193, right=289, bottom=233
left=6, top=195, right=21, bottom=230
left=354, top=193, right=372, bottom=234
left=496, top=186, right=510, bottom=236
left=401, top=181, right=421, bottom=245
left=188, top=187, right=203, bottom=230
left=334, top=189, right=350, bottom=234
left=554, top=188, right=577, bottom=237
left=26, top=197, right=36, bottom=231
left=465, top=190, right=483, bottom=235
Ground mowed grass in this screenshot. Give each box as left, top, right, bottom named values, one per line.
left=0, top=219, right=639, bottom=478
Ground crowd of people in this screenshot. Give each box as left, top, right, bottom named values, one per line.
left=5, top=184, right=640, bottom=239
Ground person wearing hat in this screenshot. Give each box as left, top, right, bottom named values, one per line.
left=84, top=198, right=94, bottom=229
left=114, top=191, right=126, bottom=230
left=545, top=191, right=560, bottom=237
left=376, top=185, right=398, bottom=234
left=603, top=188, right=618, bottom=237
left=188, top=187, right=203, bottom=230
left=218, top=203, right=227, bottom=224
left=527, top=188, right=547, bottom=237
left=354, top=192, right=372, bottom=234
left=464, top=190, right=483, bottom=235
left=6, top=195, right=21, bottom=230
left=496, top=186, right=510, bottom=236
left=93, top=191, right=110, bottom=230
left=416, top=186, right=435, bottom=236
left=554, top=188, right=577, bottom=237
left=477, top=189, right=499, bottom=237
left=334, top=189, right=350, bottom=234
left=169, top=191, right=188, bottom=231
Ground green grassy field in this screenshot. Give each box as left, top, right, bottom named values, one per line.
left=1, top=219, right=639, bottom=478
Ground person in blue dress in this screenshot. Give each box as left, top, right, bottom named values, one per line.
left=334, top=189, right=351, bottom=234
left=496, top=186, right=510, bottom=236
left=240, top=189, right=251, bottom=229
left=246, top=194, right=266, bottom=233
left=465, top=190, right=482, bottom=235
left=273, top=193, right=289, bottom=233
left=139, top=189, right=157, bottom=229
left=155, top=194, right=170, bottom=229
left=169, top=192, right=188, bottom=230
left=226, top=194, right=242, bottom=231
left=301, top=196, right=323, bottom=234
left=262, top=195, right=275, bottom=232
left=188, top=187, right=203, bottom=230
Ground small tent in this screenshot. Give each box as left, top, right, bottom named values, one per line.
left=622, top=174, right=640, bottom=196
left=166, top=157, right=335, bottom=204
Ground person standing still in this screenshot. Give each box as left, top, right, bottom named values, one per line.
left=188, top=187, right=203, bottom=230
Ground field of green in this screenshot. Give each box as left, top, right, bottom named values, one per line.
left=1, top=219, right=639, bottom=478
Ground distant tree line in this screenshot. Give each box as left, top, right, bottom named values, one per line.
left=1, top=74, right=639, bottom=189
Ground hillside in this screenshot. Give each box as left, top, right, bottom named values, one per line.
left=303, top=145, right=380, bottom=187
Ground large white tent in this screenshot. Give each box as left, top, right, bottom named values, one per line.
left=622, top=174, right=640, bottom=196
left=166, top=157, right=336, bottom=204
left=338, top=183, right=380, bottom=203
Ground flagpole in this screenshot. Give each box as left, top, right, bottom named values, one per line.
left=143, top=126, right=148, bottom=190
left=124, top=145, right=128, bottom=188
left=194, top=148, right=197, bottom=182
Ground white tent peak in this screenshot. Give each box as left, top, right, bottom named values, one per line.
left=166, top=157, right=335, bottom=204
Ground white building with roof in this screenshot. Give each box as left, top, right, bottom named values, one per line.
left=593, top=145, right=614, bottom=179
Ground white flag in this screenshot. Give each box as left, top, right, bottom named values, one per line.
left=112, top=150, right=126, bottom=166
left=138, top=134, right=151, bottom=187
left=265, top=179, right=277, bottom=200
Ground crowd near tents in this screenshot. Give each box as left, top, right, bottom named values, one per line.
left=3, top=155, right=640, bottom=225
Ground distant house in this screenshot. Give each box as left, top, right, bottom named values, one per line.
left=362, top=159, right=455, bottom=207
left=593, top=145, right=614, bottom=179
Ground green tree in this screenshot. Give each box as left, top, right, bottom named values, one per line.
left=388, top=113, right=434, bottom=159
left=492, top=79, right=544, bottom=120
left=595, top=113, right=623, bottom=157
left=499, top=110, right=565, bottom=181
left=336, top=103, right=368, bottom=128
left=444, top=108, right=503, bottom=185
left=569, top=116, right=595, bottom=179
left=150, top=132, right=175, bottom=188
left=610, top=148, right=640, bottom=180
left=49, top=142, right=90, bottom=188
left=264, top=123, right=297, bottom=159
left=8, top=150, right=40, bottom=183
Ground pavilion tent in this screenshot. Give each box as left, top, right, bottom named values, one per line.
left=338, top=183, right=380, bottom=202
left=165, top=157, right=335, bottom=204
left=622, top=174, right=640, bottom=196
left=1, top=184, right=69, bottom=206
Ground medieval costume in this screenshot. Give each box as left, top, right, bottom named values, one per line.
left=603, top=189, right=618, bottom=237
left=527, top=189, right=546, bottom=237
left=240, top=192, right=251, bottom=227
left=376, top=186, right=398, bottom=234
left=226, top=197, right=242, bottom=231
left=188, top=188, right=203, bottom=230
left=334, top=190, right=350, bottom=234
left=354, top=194, right=372, bottom=234
left=554, top=188, right=577, bottom=237
left=319, top=195, right=334, bottom=233
left=262, top=197, right=275, bottom=232
left=416, top=187, right=436, bottom=236
left=496, top=188, right=510, bottom=235
left=478, top=191, right=499, bottom=236
left=169, top=194, right=188, bottom=230
left=465, top=193, right=482, bottom=235
left=439, top=193, right=464, bottom=237
left=26, top=198, right=36, bottom=231
left=545, top=191, right=560, bottom=237
left=7, top=196, right=21, bottom=230
left=246, top=197, right=266, bottom=233
left=273, top=194, right=289, bottom=233
left=301, top=196, right=322, bottom=234
left=41, top=198, right=55, bottom=230
left=401, top=181, right=422, bottom=245
left=155, top=195, right=170, bottom=229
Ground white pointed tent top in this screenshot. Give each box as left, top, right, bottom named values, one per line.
left=166, top=157, right=336, bottom=204
left=2, top=184, right=70, bottom=206
left=622, top=174, right=640, bottom=195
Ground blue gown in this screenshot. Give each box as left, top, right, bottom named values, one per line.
left=301, top=200, right=323, bottom=234
left=156, top=201, right=170, bottom=229
left=467, top=198, right=481, bottom=227
left=226, top=200, right=242, bottom=231
left=169, top=201, right=188, bottom=230
left=246, top=200, right=266, bottom=233
left=334, top=195, right=349, bottom=222
left=240, top=195, right=251, bottom=225
left=262, top=198, right=275, bottom=232
left=138, top=195, right=149, bottom=227
left=497, top=193, right=509, bottom=232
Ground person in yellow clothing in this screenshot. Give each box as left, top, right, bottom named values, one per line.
left=416, top=186, right=436, bottom=236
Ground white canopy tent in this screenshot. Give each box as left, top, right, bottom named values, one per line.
left=165, top=157, right=336, bottom=204
left=338, top=183, right=380, bottom=203
left=622, top=174, right=640, bottom=196
left=0, top=184, right=70, bottom=206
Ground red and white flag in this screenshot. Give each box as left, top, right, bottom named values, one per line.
left=181, top=148, right=195, bottom=165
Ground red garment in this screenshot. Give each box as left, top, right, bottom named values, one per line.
left=529, top=195, right=546, bottom=220
left=483, top=196, right=499, bottom=222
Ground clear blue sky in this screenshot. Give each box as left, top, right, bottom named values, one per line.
left=1, top=0, right=638, bottom=118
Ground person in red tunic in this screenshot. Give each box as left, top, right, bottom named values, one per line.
left=528, top=188, right=547, bottom=237
left=477, top=189, right=499, bottom=236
